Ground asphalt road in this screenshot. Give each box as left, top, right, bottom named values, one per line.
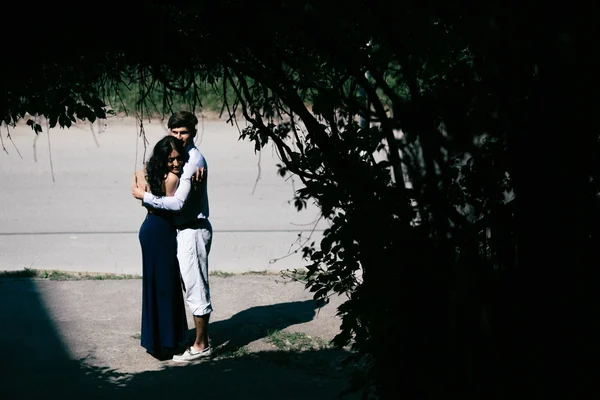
left=0, top=116, right=326, bottom=274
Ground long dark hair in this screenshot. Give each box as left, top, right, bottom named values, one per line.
left=145, top=136, right=188, bottom=196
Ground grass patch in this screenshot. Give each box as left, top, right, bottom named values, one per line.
left=2, top=269, right=287, bottom=281
left=105, top=79, right=238, bottom=117
left=39, top=270, right=141, bottom=281
left=132, top=333, right=141, bottom=340
left=0, top=269, right=38, bottom=279
left=280, top=268, right=309, bottom=283
left=218, top=345, right=250, bottom=359
left=0, top=268, right=141, bottom=281
left=241, top=270, right=273, bottom=276
left=209, top=270, right=278, bottom=278
left=102, top=77, right=312, bottom=119
left=209, top=271, right=236, bottom=278
left=267, top=330, right=332, bottom=352
left=263, top=330, right=348, bottom=378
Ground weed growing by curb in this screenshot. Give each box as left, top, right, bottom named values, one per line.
left=0, top=268, right=141, bottom=281
left=267, top=330, right=332, bottom=352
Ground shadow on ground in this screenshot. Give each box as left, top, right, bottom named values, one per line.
left=0, top=278, right=356, bottom=399
left=205, top=299, right=322, bottom=350
left=92, top=349, right=353, bottom=399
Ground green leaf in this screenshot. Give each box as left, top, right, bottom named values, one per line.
left=321, top=236, right=333, bottom=253
left=293, top=197, right=306, bottom=211
left=93, top=106, right=106, bottom=120
left=49, top=113, right=59, bottom=128
left=276, top=163, right=288, bottom=177
left=75, top=104, right=96, bottom=123
left=314, top=287, right=329, bottom=300
left=59, top=114, right=72, bottom=128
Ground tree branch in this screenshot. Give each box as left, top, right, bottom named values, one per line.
left=1, top=124, right=8, bottom=154
left=355, top=71, right=407, bottom=193
left=227, top=70, right=320, bottom=185
left=6, top=125, right=23, bottom=159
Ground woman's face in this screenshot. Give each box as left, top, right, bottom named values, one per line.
left=167, top=149, right=183, bottom=175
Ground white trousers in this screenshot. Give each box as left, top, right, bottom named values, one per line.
left=176, top=219, right=213, bottom=316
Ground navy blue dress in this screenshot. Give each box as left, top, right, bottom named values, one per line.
left=139, top=210, right=187, bottom=357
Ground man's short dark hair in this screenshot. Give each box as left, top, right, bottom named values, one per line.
left=168, top=111, right=198, bottom=135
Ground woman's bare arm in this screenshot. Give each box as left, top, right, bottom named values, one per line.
left=132, top=169, right=150, bottom=202
left=164, top=172, right=180, bottom=197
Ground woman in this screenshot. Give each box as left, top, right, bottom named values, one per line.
left=134, top=136, right=189, bottom=360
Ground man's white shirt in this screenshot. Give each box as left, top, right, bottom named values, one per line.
left=142, top=145, right=209, bottom=226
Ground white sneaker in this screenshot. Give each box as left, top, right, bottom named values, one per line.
left=172, top=346, right=212, bottom=362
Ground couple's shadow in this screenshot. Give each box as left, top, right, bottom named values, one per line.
left=184, top=299, right=323, bottom=353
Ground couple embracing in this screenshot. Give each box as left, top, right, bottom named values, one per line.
left=132, top=111, right=213, bottom=362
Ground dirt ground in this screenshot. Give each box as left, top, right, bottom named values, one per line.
left=0, top=274, right=358, bottom=399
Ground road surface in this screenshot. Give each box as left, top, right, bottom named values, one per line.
left=0, top=116, right=326, bottom=274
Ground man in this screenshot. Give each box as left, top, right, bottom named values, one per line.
left=132, top=111, right=213, bottom=362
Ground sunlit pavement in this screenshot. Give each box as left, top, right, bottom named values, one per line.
left=0, top=116, right=326, bottom=275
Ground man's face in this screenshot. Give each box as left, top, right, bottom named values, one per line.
left=170, top=127, right=193, bottom=147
